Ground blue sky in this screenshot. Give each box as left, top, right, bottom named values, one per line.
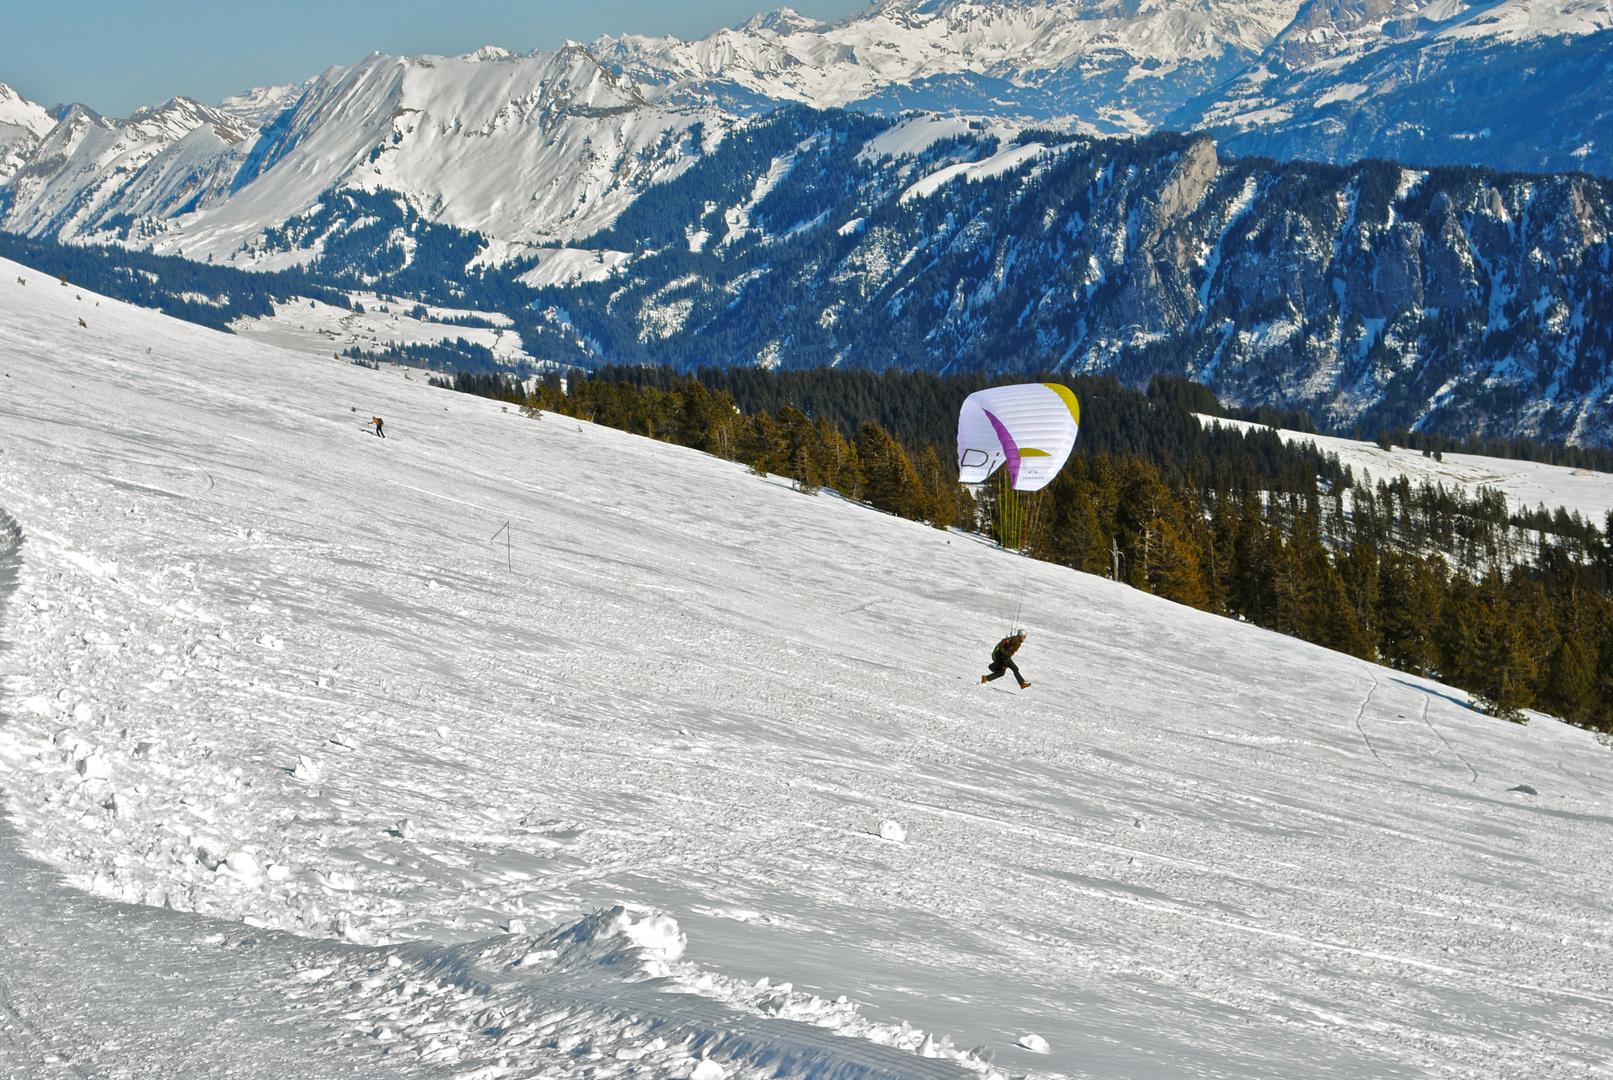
left=1, top=0, right=868, bottom=117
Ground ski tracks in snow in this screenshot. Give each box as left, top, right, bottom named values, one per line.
left=1420, top=696, right=1479, bottom=784
left=1353, top=673, right=1387, bottom=768
left=0, top=501, right=993, bottom=1080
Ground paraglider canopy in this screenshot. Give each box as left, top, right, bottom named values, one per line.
left=956, top=383, right=1080, bottom=492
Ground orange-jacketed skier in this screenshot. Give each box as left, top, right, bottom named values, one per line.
left=370, top=416, right=385, bottom=438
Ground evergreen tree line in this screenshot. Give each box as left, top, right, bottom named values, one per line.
left=0, top=231, right=349, bottom=333
left=439, top=365, right=1613, bottom=730
left=1029, top=456, right=1613, bottom=726
left=342, top=339, right=500, bottom=373
left=427, top=371, right=528, bottom=401
left=588, top=367, right=1331, bottom=474
left=517, top=369, right=966, bottom=523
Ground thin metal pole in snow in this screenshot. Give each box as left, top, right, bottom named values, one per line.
left=490, top=521, right=511, bottom=571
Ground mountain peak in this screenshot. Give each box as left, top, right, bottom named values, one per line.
left=461, top=45, right=518, bottom=62
left=0, top=82, right=56, bottom=138
left=218, top=82, right=309, bottom=128
left=739, top=7, right=828, bottom=34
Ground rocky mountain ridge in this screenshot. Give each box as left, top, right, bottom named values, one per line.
left=593, top=0, right=1613, bottom=174
left=0, top=46, right=716, bottom=265
left=1179, top=0, right=1613, bottom=174
left=2, top=0, right=1610, bottom=265
left=517, top=111, right=1613, bottom=446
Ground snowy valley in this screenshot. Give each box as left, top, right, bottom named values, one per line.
left=3, top=260, right=1613, bottom=1077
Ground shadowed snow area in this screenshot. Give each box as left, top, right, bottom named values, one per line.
left=2, top=257, right=1612, bottom=1077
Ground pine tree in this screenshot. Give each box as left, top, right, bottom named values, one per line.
left=1042, top=459, right=1108, bottom=575
left=913, top=447, right=956, bottom=529
left=1228, top=498, right=1279, bottom=625
left=1375, top=552, right=1442, bottom=676
left=1442, top=574, right=1544, bottom=721
left=1544, top=633, right=1598, bottom=724
left=854, top=421, right=925, bottom=520
left=740, top=412, right=787, bottom=476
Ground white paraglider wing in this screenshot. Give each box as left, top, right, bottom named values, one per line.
left=956, top=383, right=1081, bottom=491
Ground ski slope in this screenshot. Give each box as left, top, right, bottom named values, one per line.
left=2, top=258, right=1612, bottom=1078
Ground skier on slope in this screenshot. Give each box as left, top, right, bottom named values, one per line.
left=981, top=631, right=1030, bottom=689
left=370, top=416, right=386, bottom=438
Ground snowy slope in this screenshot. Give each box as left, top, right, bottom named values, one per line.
left=172, top=45, right=709, bottom=262
left=217, top=81, right=311, bottom=127
left=1203, top=416, right=1613, bottom=523
left=3, top=258, right=1613, bottom=1078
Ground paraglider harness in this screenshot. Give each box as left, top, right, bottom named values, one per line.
left=983, top=633, right=1029, bottom=688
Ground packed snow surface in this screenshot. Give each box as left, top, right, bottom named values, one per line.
left=1202, top=415, right=1613, bottom=523
left=3, top=258, right=1613, bottom=1077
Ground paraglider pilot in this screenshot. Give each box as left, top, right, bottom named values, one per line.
left=982, top=632, right=1030, bottom=689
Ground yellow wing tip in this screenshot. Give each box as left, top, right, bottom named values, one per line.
left=1040, top=382, right=1081, bottom=425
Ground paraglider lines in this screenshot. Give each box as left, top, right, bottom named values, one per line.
left=992, top=470, right=1047, bottom=633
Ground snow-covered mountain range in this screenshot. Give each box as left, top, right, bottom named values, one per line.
left=506, top=113, right=1613, bottom=446
left=1180, top=0, right=1613, bottom=174
left=1, top=0, right=1610, bottom=269
left=0, top=46, right=715, bottom=263
left=0, top=81, right=57, bottom=188
left=592, top=0, right=1298, bottom=134
left=599, top=0, right=1613, bottom=177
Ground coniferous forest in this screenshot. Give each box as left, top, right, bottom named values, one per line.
left=440, top=366, right=1613, bottom=731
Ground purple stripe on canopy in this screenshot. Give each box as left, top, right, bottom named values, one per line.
left=983, top=408, right=1019, bottom=487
